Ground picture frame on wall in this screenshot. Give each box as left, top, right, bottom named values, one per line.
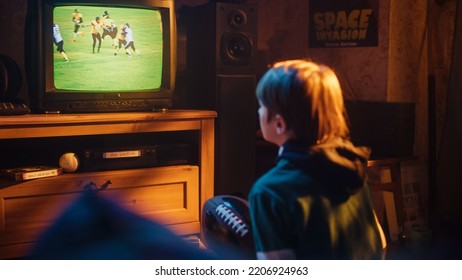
left=308, top=0, right=379, bottom=48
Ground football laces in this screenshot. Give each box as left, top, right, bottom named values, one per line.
left=215, top=204, right=249, bottom=237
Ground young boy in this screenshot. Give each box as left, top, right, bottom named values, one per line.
left=249, top=59, right=386, bottom=259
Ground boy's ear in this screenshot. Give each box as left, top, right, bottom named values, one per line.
left=274, top=114, right=287, bottom=135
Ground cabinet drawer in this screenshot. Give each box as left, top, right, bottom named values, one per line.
left=0, top=165, right=199, bottom=259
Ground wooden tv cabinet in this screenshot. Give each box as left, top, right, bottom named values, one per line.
left=0, top=110, right=216, bottom=259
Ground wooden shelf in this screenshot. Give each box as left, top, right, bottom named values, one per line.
left=0, top=110, right=216, bottom=259
left=0, top=110, right=217, bottom=139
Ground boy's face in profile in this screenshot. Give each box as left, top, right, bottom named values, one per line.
left=258, top=101, right=275, bottom=144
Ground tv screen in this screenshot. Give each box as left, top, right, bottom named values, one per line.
left=53, top=6, right=162, bottom=91
left=25, top=0, right=176, bottom=113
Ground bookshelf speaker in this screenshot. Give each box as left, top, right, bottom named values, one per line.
left=185, top=2, right=258, bottom=196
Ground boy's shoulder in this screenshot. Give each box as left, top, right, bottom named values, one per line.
left=251, top=160, right=312, bottom=196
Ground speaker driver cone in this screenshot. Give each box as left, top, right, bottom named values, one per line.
left=227, top=9, right=247, bottom=29
left=220, top=32, right=252, bottom=64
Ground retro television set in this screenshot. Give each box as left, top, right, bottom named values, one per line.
left=25, top=0, right=177, bottom=113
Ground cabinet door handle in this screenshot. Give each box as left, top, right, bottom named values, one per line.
left=100, top=180, right=112, bottom=190
left=84, top=180, right=112, bottom=191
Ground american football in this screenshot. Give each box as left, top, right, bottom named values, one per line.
left=201, top=195, right=255, bottom=259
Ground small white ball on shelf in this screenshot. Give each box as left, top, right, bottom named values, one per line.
left=59, top=152, right=79, bottom=173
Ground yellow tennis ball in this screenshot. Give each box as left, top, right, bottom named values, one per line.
left=59, top=152, right=79, bottom=173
